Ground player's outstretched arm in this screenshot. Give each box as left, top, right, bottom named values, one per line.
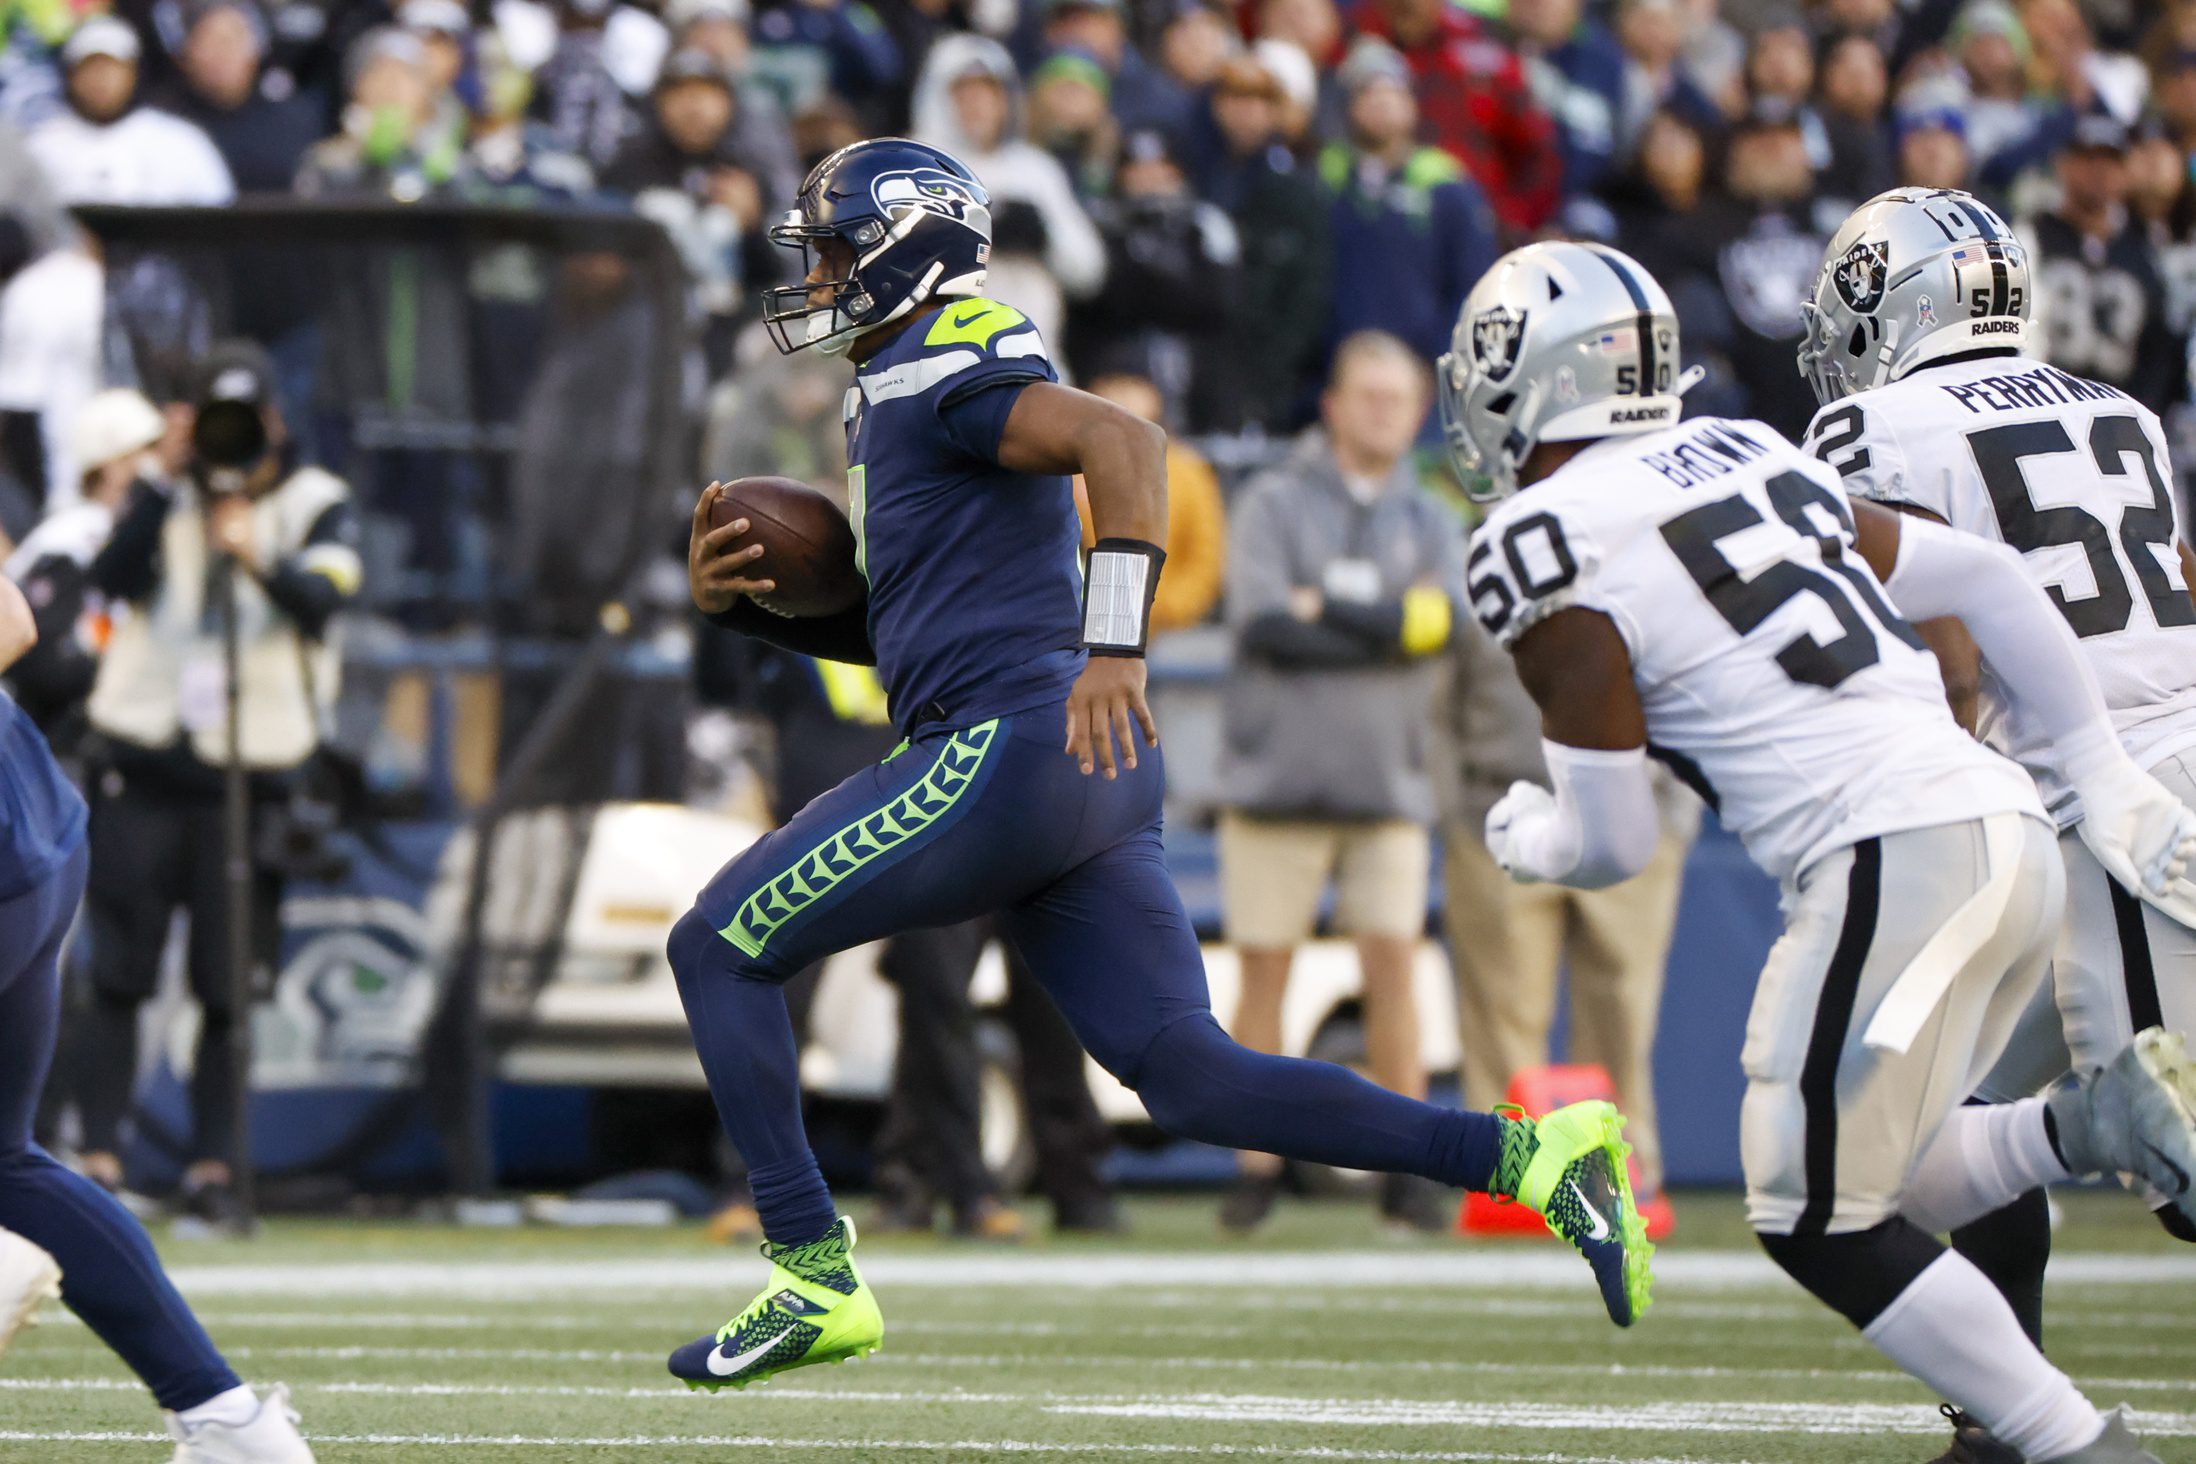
left=995, top=383, right=1169, bottom=778
left=1852, top=500, right=2196, bottom=921
left=1488, top=607, right=1659, bottom=890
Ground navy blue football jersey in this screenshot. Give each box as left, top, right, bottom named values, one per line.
left=844, top=299, right=1085, bottom=726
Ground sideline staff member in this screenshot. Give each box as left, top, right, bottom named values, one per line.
left=74, top=342, right=360, bottom=1230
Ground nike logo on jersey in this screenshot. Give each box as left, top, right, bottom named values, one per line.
left=1571, top=1181, right=1612, bottom=1241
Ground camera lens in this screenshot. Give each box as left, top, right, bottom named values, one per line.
left=192, top=401, right=267, bottom=469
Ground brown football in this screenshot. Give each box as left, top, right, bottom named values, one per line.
left=707, top=475, right=863, bottom=618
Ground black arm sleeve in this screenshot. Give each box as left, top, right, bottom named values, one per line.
left=1238, top=610, right=1388, bottom=668
left=705, top=597, right=876, bottom=666
left=88, top=480, right=172, bottom=602
left=255, top=500, right=359, bottom=640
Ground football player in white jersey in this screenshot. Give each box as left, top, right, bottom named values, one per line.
left=1797, top=186, right=2196, bottom=1463
left=1442, top=239, right=2196, bottom=1464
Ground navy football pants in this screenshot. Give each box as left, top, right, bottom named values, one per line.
left=0, top=843, right=238, bottom=1410
left=669, top=702, right=1500, bottom=1246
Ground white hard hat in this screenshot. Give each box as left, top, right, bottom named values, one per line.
left=70, top=388, right=165, bottom=473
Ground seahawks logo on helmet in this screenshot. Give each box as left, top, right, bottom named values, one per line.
left=871, top=168, right=981, bottom=222
left=1832, top=240, right=1891, bottom=314
left=1471, top=306, right=1528, bottom=382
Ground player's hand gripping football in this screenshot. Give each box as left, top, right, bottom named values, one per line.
left=1065, top=656, right=1158, bottom=779
left=2074, top=755, right=2196, bottom=927
left=688, top=482, right=775, bottom=614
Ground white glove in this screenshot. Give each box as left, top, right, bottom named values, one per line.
left=1486, top=780, right=1559, bottom=885
left=2073, top=754, right=2196, bottom=928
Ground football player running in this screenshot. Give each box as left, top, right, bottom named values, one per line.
left=1800, top=188, right=2196, bottom=1461
left=1444, top=239, right=2196, bottom=1464
left=669, top=136, right=1655, bottom=1395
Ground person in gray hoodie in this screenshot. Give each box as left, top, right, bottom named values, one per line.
left=1216, top=329, right=1464, bottom=1234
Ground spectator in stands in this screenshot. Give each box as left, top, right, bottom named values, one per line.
left=603, top=49, right=781, bottom=369
left=148, top=0, right=325, bottom=193
left=1896, top=103, right=1975, bottom=192
left=2155, top=31, right=2196, bottom=154
left=1319, top=40, right=1497, bottom=367
left=1349, top=0, right=1558, bottom=238
left=2025, top=0, right=2148, bottom=124
left=701, top=323, right=844, bottom=492
left=1952, top=0, right=2058, bottom=186
left=1253, top=0, right=1343, bottom=139
left=460, top=32, right=599, bottom=198
left=1042, top=0, right=1191, bottom=136
left=1613, top=0, right=1723, bottom=140
left=76, top=341, right=360, bottom=1230
left=789, top=91, right=862, bottom=172
left=294, top=27, right=462, bottom=199
left=528, top=0, right=641, bottom=171
left=1742, top=10, right=1879, bottom=202
left=663, top=0, right=800, bottom=199
left=1076, top=369, right=1227, bottom=634
left=1070, top=127, right=1239, bottom=420
left=1435, top=617, right=1695, bottom=1215
left=1026, top=48, right=1117, bottom=199
left=1157, top=1, right=1237, bottom=98
left=1215, top=331, right=1461, bottom=1235
left=1826, top=36, right=1896, bottom=198
left=0, top=213, right=101, bottom=527
left=749, top=0, right=899, bottom=125
left=27, top=17, right=234, bottom=206
left=668, top=0, right=752, bottom=74
left=1188, top=50, right=1330, bottom=433
left=912, top=32, right=1105, bottom=360
left=2130, top=117, right=2196, bottom=343
left=1693, top=101, right=1827, bottom=441
left=2028, top=111, right=2180, bottom=406
left=3, top=389, right=164, bottom=745
left=1508, top=0, right=1627, bottom=198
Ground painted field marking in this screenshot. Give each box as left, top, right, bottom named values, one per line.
left=157, top=1251, right=2196, bottom=1298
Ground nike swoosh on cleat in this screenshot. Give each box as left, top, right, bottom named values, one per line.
left=706, top=1333, right=785, bottom=1378
left=2142, top=1140, right=2192, bottom=1196
left=1570, top=1181, right=1612, bottom=1241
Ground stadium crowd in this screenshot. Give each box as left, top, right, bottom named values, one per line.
left=3, top=0, right=2196, bottom=1237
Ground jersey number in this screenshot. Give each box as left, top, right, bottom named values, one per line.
left=1965, top=415, right=2196, bottom=638
left=1661, top=470, right=1923, bottom=689
left=1467, top=511, right=1577, bottom=638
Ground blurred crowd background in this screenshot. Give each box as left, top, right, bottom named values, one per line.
left=2, top=0, right=2194, bottom=1240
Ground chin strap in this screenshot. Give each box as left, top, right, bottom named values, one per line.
left=1082, top=538, right=1166, bottom=657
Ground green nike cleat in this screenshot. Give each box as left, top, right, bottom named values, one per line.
left=668, top=1216, right=883, bottom=1391
left=1490, top=1100, right=1655, bottom=1327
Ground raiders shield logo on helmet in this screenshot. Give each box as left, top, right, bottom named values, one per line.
left=1472, top=306, right=1528, bottom=381
left=1832, top=240, right=1890, bottom=314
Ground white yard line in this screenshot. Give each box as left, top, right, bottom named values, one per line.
left=156, top=1250, right=2196, bottom=1298
left=0, top=1430, right=1766, bottom=1462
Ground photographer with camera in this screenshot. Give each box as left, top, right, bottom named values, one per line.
left=73, top=342, right=360, bottom=1231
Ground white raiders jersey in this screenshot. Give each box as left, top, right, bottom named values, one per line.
left=1467, top=416, right=2043, bottom=887
left=1803, top=355, right=2196, bottom=826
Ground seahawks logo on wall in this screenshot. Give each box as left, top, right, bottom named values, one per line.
left=1472, top=306, right=1528, bottom=381
left=871, top=168, right=982, bottom=222
left=1832, top=240, right=1890, bottom=314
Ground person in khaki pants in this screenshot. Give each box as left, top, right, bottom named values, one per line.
left=1215, top=332, right=1464, bottom=1233
left=1435, top=614, right=1695, bottom=1201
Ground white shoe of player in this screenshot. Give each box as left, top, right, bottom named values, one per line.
left=166, top=1385, right=316, bottom=1464
left=0, top=1228, right=62, bottom=1361
left=2043, top=1406, right=2164, bottom=1463
left=2048, top=1028, right=2196, bottom=1231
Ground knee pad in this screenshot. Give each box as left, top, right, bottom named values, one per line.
left=2156, top=1202, right=2196, bottom=1244
left=1758, top=1218, right=1945, bottom=1329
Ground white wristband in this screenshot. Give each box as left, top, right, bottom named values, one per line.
left=1082, top=538, right=1165, bottom=657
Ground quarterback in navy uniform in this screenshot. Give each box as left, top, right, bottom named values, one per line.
left=667, top=137, right=1654, bottom=1389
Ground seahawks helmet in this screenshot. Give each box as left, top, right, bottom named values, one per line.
left=1798, top=187, right=2035, bottom=403
left=762, top=138, right=993, bottom=356
left=1438, top=242, right=1684, bottom=501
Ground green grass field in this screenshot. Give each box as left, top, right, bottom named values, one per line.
left=3, top=1191, right=2190, bottom=1463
